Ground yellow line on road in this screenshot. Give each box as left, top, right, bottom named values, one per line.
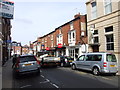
left=75, top=71, right=87, bottom=75
left=101, top=77, right=112, bottom=80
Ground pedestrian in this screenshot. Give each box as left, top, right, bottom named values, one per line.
left=12, top=54, right=17, bottom=68
left=75, top=53, right=78, bottom=59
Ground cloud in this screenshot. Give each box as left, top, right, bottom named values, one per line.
left=15, top=18, right=33, bottom=24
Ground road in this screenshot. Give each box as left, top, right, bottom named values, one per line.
left=12, top=66, right=119, bottom=88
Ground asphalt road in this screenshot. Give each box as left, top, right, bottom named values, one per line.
left=12, top=66, right=119, bottom=89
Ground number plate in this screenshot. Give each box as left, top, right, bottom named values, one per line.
left=69, top=60, right=73, bottom=62
left=25, top=64, right=31, bottom=66
left=110, top=65, right=115, bottom=67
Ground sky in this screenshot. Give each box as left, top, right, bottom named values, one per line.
left=11, top=0, right=87, bottom=46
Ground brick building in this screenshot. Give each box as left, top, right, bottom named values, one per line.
left=37, top=14, right=88, bottom=60
left=0, top=0, right=14, bottom=65
left=11, top=41, right=22, bottom=55
left=22, top=45, right=29, bottom=55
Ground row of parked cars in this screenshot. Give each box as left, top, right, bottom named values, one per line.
left=12, top=52, right=118, bottom=78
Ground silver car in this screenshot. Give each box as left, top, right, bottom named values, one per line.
left=13, top=54, right=40, bottom=78
left=71, top=52, right=118, bottom=75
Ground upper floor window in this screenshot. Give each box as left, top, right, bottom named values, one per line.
left=51, top=35, right=53, bottom=40
left=106, top=34, right=114, bottom=51
left=70, top=22, right=74, bottom=30
left=105, top=26, right=113, bottom=32
left=57, top=34, right=63, bottom=45
left=94, top=37, right=99, bottom=44
left=68, top=30, right=76, bottom=43
left=81, top=22, right=86, bottom=31
left=91, top=1, right=97, bottom=19
left=93, top=30, right=98, bottom=35
left=104, top=0, right=112, bottom=14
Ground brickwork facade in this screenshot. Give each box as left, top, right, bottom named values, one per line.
left=36, top=14, right=88, bottom=60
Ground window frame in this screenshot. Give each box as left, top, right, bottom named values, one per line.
left=104, top=0, right=112, bottom=15
left=91, top=1, right=97, bottom=19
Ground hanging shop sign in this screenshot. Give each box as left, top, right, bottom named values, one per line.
left=58, top=43, right=62, bottom=48
left=0, top=0, right=14, bottom=19
left=46, top=47, right=50, bottom=50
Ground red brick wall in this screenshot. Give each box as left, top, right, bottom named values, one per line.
left=37, top=14, right=87, bottom=50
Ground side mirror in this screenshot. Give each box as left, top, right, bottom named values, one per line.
left=76, top=58, right=79, bottom=61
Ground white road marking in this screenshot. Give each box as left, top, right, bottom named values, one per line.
left=46, top=79, right=50, bottom=82
left=52, top=84, right=59, bottom=88
left=41, top=75, right=45, bottom=78
left=20, top=85, right=32, bottom=88
left=40, top=78, right=50, bottom=84
left=39, top=81, right=49, bottom=84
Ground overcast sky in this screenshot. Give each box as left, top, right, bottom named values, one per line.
left=11, top=0, right=87, bottom=46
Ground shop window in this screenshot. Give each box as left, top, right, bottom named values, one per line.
left=94, top=37, right=99, bottom=43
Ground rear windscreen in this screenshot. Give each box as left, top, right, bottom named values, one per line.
left=20, top=56, right=36, bottom=62
left=106, top=54, right=117, bottom=62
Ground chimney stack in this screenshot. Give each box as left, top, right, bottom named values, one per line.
left=74, top=13, right=80, bottom=18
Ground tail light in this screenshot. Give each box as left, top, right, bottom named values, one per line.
left=103, top=62, right=107, bottom=67
left=34, top=56, right=40, bottom=64
left=16, top=58, right=20, bottom=68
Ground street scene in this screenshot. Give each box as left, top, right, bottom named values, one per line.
left=0, top=0, right=120, bottom=89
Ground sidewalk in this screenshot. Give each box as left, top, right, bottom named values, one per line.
left=2, top=58, right=13, bottom=89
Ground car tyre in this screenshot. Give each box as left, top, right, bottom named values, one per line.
left=36, top=68, right=40, bottom=75
left=112, top=73, right=116, bottom=76
left=92, top=67, right=100, bottom=76
left=61, top=63, right=64, bottom=67
left=72, top=64, right=76, bottom=70
left=14, top=72, right=20, bottom=79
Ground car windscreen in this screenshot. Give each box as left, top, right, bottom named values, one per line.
left=20, top=56, right=36, bottom=62
left=106, top=54, right=117, bottom=62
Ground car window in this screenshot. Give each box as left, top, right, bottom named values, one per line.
left=20, top=56, right=36, bottom=62
left=106, top=54, right=117, bottom=62
left=77, top=55, right=85, bottom=61
left=86, top=55, right=102, bottom=61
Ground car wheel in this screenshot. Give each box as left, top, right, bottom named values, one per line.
left=61, top=63, right=64, bottom=67
left=72, top=64, right=76, bottom=70
left=14, top=72, right=20, bottom=79
left=112, top=73, right=116, bottom=76
left=36, top=69, right=40, bottom=75
left=92, top=67, right=100, bottom=76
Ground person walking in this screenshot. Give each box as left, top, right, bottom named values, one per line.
left=12, top=54, right=17, bottom=68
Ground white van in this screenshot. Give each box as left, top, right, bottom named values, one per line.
left=71, top=52, right=118, bottom=75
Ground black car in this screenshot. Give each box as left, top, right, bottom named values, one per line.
left=59, top=56, right=74, bottom=67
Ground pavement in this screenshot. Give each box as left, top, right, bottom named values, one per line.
left=2, top=58, right=13, bottom=89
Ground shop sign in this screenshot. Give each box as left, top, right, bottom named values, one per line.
left=58, top=43, right=62, bottom=48
left=0, top=0, right=14, bottom=19
left=46, top=47, right=50, bottom=50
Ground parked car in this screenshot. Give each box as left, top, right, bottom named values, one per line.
left=71, top=52, right=118, bottom=75
left=13, top=54, right=40, bottom=78
left=40, top=55, right=60, bottom=67
left=59, top=56, right=74, bottom=67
